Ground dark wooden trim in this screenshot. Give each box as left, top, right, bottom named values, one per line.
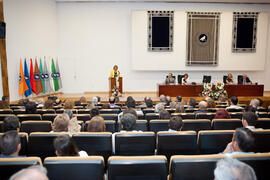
left=0, top=0, right=9, bottom=98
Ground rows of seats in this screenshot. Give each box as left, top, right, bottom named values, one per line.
left=1, top=130, right=270, bottom=162
left=2, top=118, right=269, bottom=134
left=1, top=153, right=270, bottom=180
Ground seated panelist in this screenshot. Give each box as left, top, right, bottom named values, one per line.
left=239, top=74, right=252, bottom=84
left=165, top=73, right=175, bottom=84
left=110, top=65, right=120, bottom=78
left=226, top=73, right=234, bottom=84
left=182, top=73, right=189, bottom=85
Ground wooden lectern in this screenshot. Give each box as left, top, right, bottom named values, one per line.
left=109, top=77, right=123, bottom=96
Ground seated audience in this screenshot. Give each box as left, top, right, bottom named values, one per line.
left=176, top=96, right=182, bottom=103
left=124, top=96, right=143, bottom=116
left=256, top=98, right=263, bottom=107
left=214, top=109, right=231, bottom=119
left=165, top=73, right=175, bottom=84
left=226, top=96, right=243, bottom=109
left=109, top=96, right=118, bottom=108
left=214, top=157, right=257, bottom=180
left=250, top=98, right=260, bottom=109
left=91, top=96, right=98, bottom=106
left=205, top=97, right=216, bottom=108
left=2, top=95, right=9, bottom=103
left=53, top=134, right=88, bottom=157
left=187, top=98, right=196, bottom=108
left=242, top=111, right=260, bottom=130
left=194, top=101, right=209, bottom=114
left=122, top=108, right=138, bottom=119
left=168, top=116, right=182, bottom=131
left=244, top=106, right=257, bottom=113
left=165, top=96, right=171, bottom=106
left=115, top=96, right=120, bottom=104
left=159, top=94, right=166, bottom=104
left=87, top=116, right=106, bottom=132
left=223, top=127, right=255, bottom=156
left=0, top=130, right=21, bottom=157
left=3, top=116, right=20, bottom=132
left=182, top=73, right=189, bottom=85
left=79, top=96, right=87, bottom=104
left=0, top=99, right=9, bottom=109
left=25, top=101, right=37, bottom=114
left=175, top=103, right=185, bottom=113
left=169, top=101, right=176, bottom=109
left=52, top=114, right=70, bottom=133
left=159, top=110, right=170, bottom=119
left=145, top=98, right=153, bottom=108
left=64, top=109, right=81, bottom=133
left=226, top=73, right=235, bottom=84
left=90, top=108, right=100, bottom=118
left=218, top=94, right=227, bottom=103
left=155, top=103, right=165, bottom=113
left=64, top=100, right=74, bottom=109
left=10, top=166, right=49, bottom=180
left=238, top=73, right=252, bottom=85
left=43, top=100, right=54, bottom=109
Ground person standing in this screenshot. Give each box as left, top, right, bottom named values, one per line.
left=110, top=65, right=120, bottom=78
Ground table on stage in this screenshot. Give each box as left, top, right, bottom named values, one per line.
left=158, top=84, right=264, bottom=97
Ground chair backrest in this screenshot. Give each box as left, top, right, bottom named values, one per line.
left=212, top=119, right=242, bottom=130
left=195, top=113, right=215, bottom=120
left=44, top=156, right=104, bottom=180
left=172, top=113, right=195, bottom=119
left=178, top=75, right=184, bottom=84
left=0, top=109, right=13, bottom=114
left=0, top=114, right=16, bottom=121
left=0, top=157, right=42, bottom=180
left=0, top=121, right=3, bottom=132
left=149, top=120, right=169, bottom=133
left=198, top=130, right=234, bottom=154
left=226, top=108, right=244, bottom=112
left=142, top=108, right=155, bottom=115
left=72, top=132, right=112, bottom=161
left=114, top=132, right=155, bottom=155
left=169, top=154, right=225, bottom=180
left=13, top=109, right=26, bottom=115
left=17, top=114, right=42, bottom=122
left=77, top=109, right=91, bottom=114
left=76, top=114, right=91, bottom=122
left=157, top=131, right=197, bottom=158
left=182, top=120, right=211, bottom=132
left=108, top=156, right=167, bottom=180
left=100, top=114, right=118, bottom=121
left=42, top=114, right=58, bottom=122
left=36, top=109, right=55, bottom=115
left=223, top=75, right=228, bottom=83
left=118, top=120, right=147, bottom=132
left=252, top=130, right=270, bottom=153
left=27, top=132, right=68, bottom=160
left=20, top=121, right=52, bottom=134
left=145, top=113, right=160, bottom=122
left=232, top=153, right=270, bottom=180
left=257, top=118, right=270, bottom=129
left=258, top=112, right=268, bottom=118
left=230, top=112, right=243, bottom=119
left=100, top=109, right=120, bottom=114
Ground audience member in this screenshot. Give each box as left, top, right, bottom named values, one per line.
left=176, top=96, right=182, bottom=103
left=43, top=100, right=54, bottom=109
left=79, top=96, right=87, bottom=104
left=226, top=96, right=243, bottom=109
left=0, top=130, right=21, bottom=157
left=214, top=158, right=257, bottom=180
left=109, top=96, right=117, bottom=108
left=175, top=103, right=185, bottom=113
left=214, top=109, right=231, bottom=119
left=165, top=96, right=171, bottom=106
left=53, top=134, right=88, bottom=157
left=25, top=101, right=37, bottom=114
left=242, top=111, right=260, bottom=130
left=90, top=108, right=100, bottom=118
left=10, top=166, right=49, bottom=180
left=52, top=114, right=70, bottom=133
left=64, top=100, right=74, bottom=109
left=187, top=98, right=196, bottom=108
left=223, top=127, right=255, bottom=156
left=168, top=116, right=182, bottom=131
left=115, top=96, right=120, bottom=104
left=194, top=101, right=209, bottom=114
left=0, top=100, right=9, bottom=109
left=250, top=99, right=260, bottom=109
left=244, top=105, right=257, bottom=113
left=122, top=108, right=138, bottom=119
left=91, top=96, right=98, bottom=106
left=159, top=94, right=166, bottom=103
left=206, top=97, right=216, bottom=108
left=64, top=109, right=81, bottom=133
left=2, top=95, right=9, bottom=103
left=256, top=98, right=263, bottom=107
left=169, top=101, right=176, bottom=109
left=3, top=116, right=20, bottom=132
left=159, top=110, right=171, bottom=119
left=218, top=94, right=227, bottom=103
left=87, top=116, right=106, bottom=132
left=124, top=96, right=143, bottom=116
left=155, top=103, right=165, bottom=113
left=145, top=98, right=153, bottom=108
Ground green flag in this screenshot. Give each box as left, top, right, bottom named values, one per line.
left=39, top=58, right=46, bottom=94
left=51, top=58, right=59, bottom=91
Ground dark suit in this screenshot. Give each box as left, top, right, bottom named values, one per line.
left=238, top=76, right=251, bottom=84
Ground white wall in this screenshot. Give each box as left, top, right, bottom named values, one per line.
left=57, top=2, right=270, bottom=94
left=4, top=0, right=59, bottom=101
left=3, top=1, right=270, bottom=100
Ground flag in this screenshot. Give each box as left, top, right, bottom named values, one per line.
left=34, top=58, right=43, bottom=94
left=43, top=58, right=52, bottom=93
left=55, top=58, right=62, bottom=89
left=29, top=58, right=37, bottom=94
left=51, top=58, right=59, bottom=91
left=39, top=58, right=46, bottom=94
left=24, top=59, right=32, bottom=97
left=19, top=59, right=28, bottom=96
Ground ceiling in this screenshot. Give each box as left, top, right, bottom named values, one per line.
left=56, top=0, right=270, bottom=4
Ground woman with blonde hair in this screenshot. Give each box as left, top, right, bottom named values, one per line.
left=87, top=116, right=106, bottom=132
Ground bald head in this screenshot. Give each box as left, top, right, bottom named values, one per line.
left=198, top=101, right=208, bottom=110
left=10, top=166, right=48, bottom=180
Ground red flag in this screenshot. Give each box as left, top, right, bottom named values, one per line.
left=34, top=58, right=43, bottom=94
left=29, top=58, right=37, bottom=94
